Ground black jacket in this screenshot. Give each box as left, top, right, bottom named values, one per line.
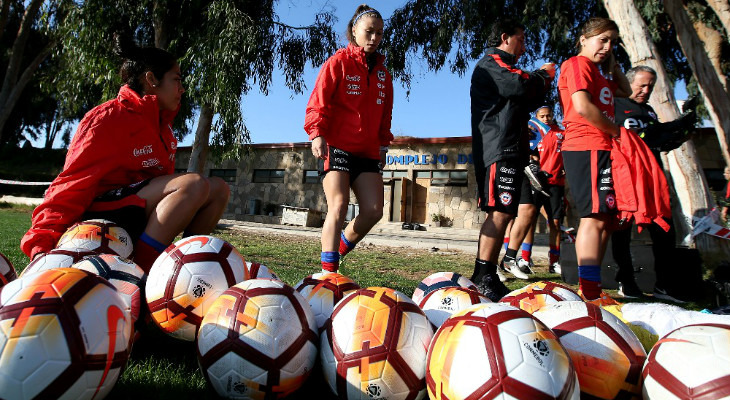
left=470, top=48, right=551, bottom=180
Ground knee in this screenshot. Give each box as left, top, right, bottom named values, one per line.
left=360, top=203, right=383, bottom=223
left=178, top=173, right=210, bottom=204
left=208, top=177, right=230, bottom=203
left=326, top=201, right=349, bottom=220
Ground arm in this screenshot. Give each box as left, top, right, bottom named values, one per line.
left=611, top=63, right=631, bottom=98
left=304, top=57, right=339, bottom=142
left=571, top=90, right=620, bottom=138
left=483, top=55, right=552, bottom=100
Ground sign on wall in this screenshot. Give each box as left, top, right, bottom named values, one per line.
left=386, top=153, right=473, bottom=166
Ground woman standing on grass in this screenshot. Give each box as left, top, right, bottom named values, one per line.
left=557, top=17, right=631, bottom=303
left=21, top=33, right=229, bottom=272
left=304, top=4, right=393, bottom=273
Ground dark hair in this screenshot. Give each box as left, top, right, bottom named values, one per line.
left=346, top=4, right=383, bottom=45
left=576, top=17, right=619, bottom=50
left=626, top=65, right=657, bottom=83
left=488, top=19, right=525, bottom=48
left=113, top=33, right=177, bottom=95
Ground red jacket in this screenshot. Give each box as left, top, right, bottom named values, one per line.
left=21, top=85, right=178, bottom=258
left=537, top=125, right=565, bottom=186
left=304, top=44, right=394, bottom=160
left=611, top=127, right=671, bottom=232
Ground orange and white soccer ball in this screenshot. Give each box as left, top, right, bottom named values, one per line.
left=0, top=251, right=16, bottom=288
left=244, top=261, right=279, bottom=281
left=56, top=219, right=133, bottom=258
left=419, top=286, right=491, bottom=328
left=321, top=287, right=434, bottom=400
left=642, top=323, right=730, bottom=399
left=427, top=302, right=579, bottom=400
left=500, top=280, right=583, bottom=314
left=145, top=235, right=246, bottom=341
left=534, top=301, right=647, bottom=399
left=22, top=247, right=99, bottom=277
left=411, top=271, right=477, bottom=305
left=197, top=279, right=318, bottom=399
left=0, top=268, right=132, bottom=399
left=294, top=272, right=360, bottom=332
left=72, top=254, right=145, bottom=324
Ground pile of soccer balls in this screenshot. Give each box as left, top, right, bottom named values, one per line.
left=1, top=222, right=730, bottom=400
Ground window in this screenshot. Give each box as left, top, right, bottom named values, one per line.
left=415, top=170, right=468, bottom=186
left=303, top=170, right=322, bottom=184
left=382, top=170, right=408, bottom=181
left=209, top=169, right=237, bottom=183
left=253, top=169, right=284, bottom=183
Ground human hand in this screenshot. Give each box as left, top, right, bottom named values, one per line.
left=311, top=136, right=327, bottom=160
left=540, top=63, right=556, bottom=79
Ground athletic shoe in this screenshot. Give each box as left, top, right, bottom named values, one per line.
left=524, top=163, right=550, bottom=197
left=653, top=287, right=688, bottom=304
left=504, top=258, right=529, bottom=280
left=475, top=274, right=511, bottom=302
left=549, top=262, right=562, bottom=274
left=496, top=268, right=507, bottom=282
left=617, top=280, right=645, bottom=299
left=517, top=258, right=534, bottom=274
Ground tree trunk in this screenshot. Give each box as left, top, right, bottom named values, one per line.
left=153, top=0, right=170, bottom=49
left=603, top=0, right=727, bottom=259
left=693, top=19, right=727, bottom=92
left=0, top=0, right=11, bottom=43
left=706, top=0, right=730, bottom=37
left=188, top=104, right=214, bottom=173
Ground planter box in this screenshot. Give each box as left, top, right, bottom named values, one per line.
left=281, top=205, right=323, bottom=227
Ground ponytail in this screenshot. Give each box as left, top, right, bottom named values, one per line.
left=113, top=33, right=177, bottom=95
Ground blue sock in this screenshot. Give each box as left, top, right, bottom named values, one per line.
left=578, top=265, right=602, bottom=300
left=321, top=251, right=340, bottom=272
left=139, top=232, right=167, bottom=252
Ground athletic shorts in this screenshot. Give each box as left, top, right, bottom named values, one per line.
left=81, top=179, right=150, bottom=243
left=536, top=184, right=566, bottom=220
left=519, top=175, right=537, bottom=205
left=563, top=150, right=617, bottom=217
left=478, top=159, right=522, bottom=214
left=321, top=146, right=381, bottom=184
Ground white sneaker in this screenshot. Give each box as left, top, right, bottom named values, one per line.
left=505, top=259, right=529, bottom=280
left=517, top=258, right=534, bottom=274
left=496, top=268, right=507, bottom=282
left=549, top=262, right=562, bottom=274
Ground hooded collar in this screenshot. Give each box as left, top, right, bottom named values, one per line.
left=487, top=47, right=517, bottom=65
left=117, top=85, right=178, bottom=128
left=345, top=43, right=385, bottom=70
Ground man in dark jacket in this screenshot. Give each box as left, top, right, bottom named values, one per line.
left=470, top=19, right=554, bottom=301
left=611, top=65, right=696, bottom=302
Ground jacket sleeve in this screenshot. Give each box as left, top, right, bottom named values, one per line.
left=304, top=56, right=340, bottom=141
left=379, top=72, right=394, bottom=147
left=639, top=112, right=695, bottom=152
left=482, top=54, right=552, bottom=100
left=20, top=115, right=118, bottom=259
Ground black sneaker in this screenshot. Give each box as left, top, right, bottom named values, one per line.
left=617, top=280, right=645, bottom=299
left=475, top=274, right=511, bottom=302
left=653, top=287, right=688, bottom=304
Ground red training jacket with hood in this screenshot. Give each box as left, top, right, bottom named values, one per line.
left=21, top=85, right=178, bottom=259
left=304, top=43, right=394, bottom=160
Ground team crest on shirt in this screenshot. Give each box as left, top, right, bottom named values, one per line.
left=499, top=192, right=512, bottom=205
left=649, top=111, right=657, bottom=120
left=605, top=193, right=616, bottom=209
left=377, top=70, right=386, bottom=81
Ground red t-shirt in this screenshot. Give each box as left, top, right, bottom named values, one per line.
left=558, top=55, right=617, bottom=151
left=537, top=125, right=565, bottom=186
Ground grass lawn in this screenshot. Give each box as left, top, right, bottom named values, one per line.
left=0, top=204, right=718, bottom=399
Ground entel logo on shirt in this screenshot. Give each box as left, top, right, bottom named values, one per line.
left=599, top=86, right=613, bottom=106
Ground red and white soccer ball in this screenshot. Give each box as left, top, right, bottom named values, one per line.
left=427, top=302, right=579, bottom=400
left=294, top=272, right=360, bottom=332
left=197, top=279, right=318, bottom=399
left=500, top=280, right=583, bottom=314
left=244, top=261, right=279, bottom=281
left=321, top=287, right=434, bottom=400
left=72, top=254, right=145, bottom=324
left=145, top=235, right=246, bottom=341
left=411, top=271, right=477, bottom=305
left=533, top=301, right=647, bottom=399
left=0, top=251, right=17, bottom=288
left=0, top=268, right=132, bottom=399
left=56, top=219, right=133, bottom=259
left=419, top=286, right=491, bottom=328
left=21, top=247, right=99, bottom=277
left=643, top=323, right=730, bottom=399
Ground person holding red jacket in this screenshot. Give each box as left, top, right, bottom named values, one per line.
left=21, top=34, right=230, bottom=272
left=304, top=4, right=393, bottom=274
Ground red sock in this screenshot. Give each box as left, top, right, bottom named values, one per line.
left=579, top=279, right=602, bottom=300
left=549, top=246, right=560, bottom=264
left=521, top=249, right=532, bottom=261
left=133, top=239, right=163, bottom=273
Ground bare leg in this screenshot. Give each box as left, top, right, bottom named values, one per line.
left=478, top=210, right=514, bottom=264
left=575, top=214, right=610, bottom=266
left=506, top=204, right=538, bottom=251
left=345, top=173, right=384, bottom=243
left=320, top=171, right=351, bottom=252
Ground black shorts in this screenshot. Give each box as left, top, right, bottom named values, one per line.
left=536, top=184, right=566, bottom=220
left=81, top=180, right=150, bottom=243
left=519, top=175, right=537, bottom=205
left=563, top=150, right=617, bottom=218
left=478, top=159, right=522, bottom=214
left=321, top=146, right=381, bottom=185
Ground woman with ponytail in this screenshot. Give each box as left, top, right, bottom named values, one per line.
left=21, top=34, right=230, bottom=272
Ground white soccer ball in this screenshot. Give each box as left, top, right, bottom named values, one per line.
left=56, top=219, right=133, bottom=258
left=0, top=268, right=132, bottom=399
left=0, top=251, right=17, bottom=288
left=197, top=279, right=318, bottom=399
left=643, top=323, right=730, bottom=399
left=244, top=261, right=280, bottom=281
left=22, top=247, right=99, bottom=277
left=294, top=272, right=360, bottom=332
left=145, top=235, right=246, bottom=341
left=427, top=302, right=579, bottom=399
left=419, top=286, right=491, bottom=328
left=411, top=271, right=477, bottom=305
left=500, top=280, right=583, bottom=314
left=321, top=287, right=434, bottom=400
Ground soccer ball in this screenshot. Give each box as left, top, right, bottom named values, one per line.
left=21, top=247, right=99, bottom=277
left=643, top=323, right=730, bottom=399
left=411, top=272, right=477, bottom=305
left=500, top=280, right=583, bottom=314
left=145, top=235, right=246, bottom=341
left=533, top=301, right=647, bottom=399
left=0, top=251, right=17, bottom=287
left=321, top=287, right=434, bottom=400
left=419, top=286, right=491, bottom=328
left=0, top=268, right=132, bottom=399
left=197, top=279, right=318, bottom=399
left=294, top=272, right=360, bottom=332
left=244, top=261, right=279, bottom=281
left=71, top=254, right=145, bottom=324
left=427, top=302, right=579, bottom=399
left=56, top=219, right=133, bottom=259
